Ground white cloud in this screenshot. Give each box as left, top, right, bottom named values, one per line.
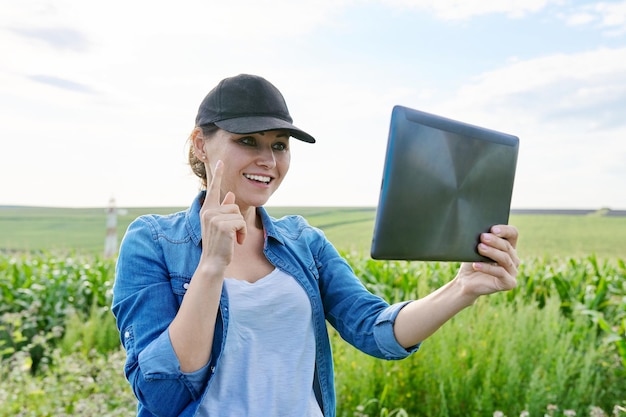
left=599, top=1, right=626, bottom=25
left=2, top=0, right=352, bottom=42
left=564, top=12, right=596, bottom=26
left=440, top=47, right=626, bottom=127
left=561, top=1, right=626, bottom=35
left=378, top=0, right=559, bottom=20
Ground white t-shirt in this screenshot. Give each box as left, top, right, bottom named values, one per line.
left=197, top=268, right=323, bottom=417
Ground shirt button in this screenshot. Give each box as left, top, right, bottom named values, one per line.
left=124, top=331, right=130, bottom=339
left=183, top=283, right=190, bottom=290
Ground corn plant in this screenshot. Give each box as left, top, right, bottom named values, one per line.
left=0, top=253, right=116, bottom=373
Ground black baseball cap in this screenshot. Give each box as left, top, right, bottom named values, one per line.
left=195, top=74, right=315, bottom=143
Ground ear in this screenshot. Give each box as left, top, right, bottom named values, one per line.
left=191, top=127, right=206, bottom=161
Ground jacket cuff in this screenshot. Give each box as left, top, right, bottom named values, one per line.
left=138, top=329, right=211, bottom=394
left=373, top=301, right=421, bottom=359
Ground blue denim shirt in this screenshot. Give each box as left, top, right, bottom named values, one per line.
left=112, top=191, right=418, bottom=417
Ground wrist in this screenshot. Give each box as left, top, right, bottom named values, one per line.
left=194, top=260, right=227, bottom=283
left=449, top=276, right=481, bottom=308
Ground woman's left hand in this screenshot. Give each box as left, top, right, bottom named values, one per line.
left=393, top=224, right=520, bottom=348
left=456, top=224, right=520, bottom=297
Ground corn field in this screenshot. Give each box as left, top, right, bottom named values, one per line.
left=1, top=252, right=625, bottom=416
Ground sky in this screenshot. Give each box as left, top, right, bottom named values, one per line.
left=1, top=0, right=625, bottom=209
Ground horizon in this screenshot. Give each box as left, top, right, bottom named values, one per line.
left=2, top=204, right=625, bottom=212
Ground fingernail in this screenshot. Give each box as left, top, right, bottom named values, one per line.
left=492, top=226, right=501, bottom=235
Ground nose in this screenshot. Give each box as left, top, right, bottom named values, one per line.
left=257, top=146, right=276, bottom=168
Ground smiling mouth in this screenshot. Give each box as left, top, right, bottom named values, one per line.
left=244, top=173, right=272, bottom=184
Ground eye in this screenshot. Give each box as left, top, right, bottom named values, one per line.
left=237, top=136, right=256, bottom=146
left=272, top=142, right=288, bottom=151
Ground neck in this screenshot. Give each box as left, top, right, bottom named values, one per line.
left=240, top=205, right=263, bottom=230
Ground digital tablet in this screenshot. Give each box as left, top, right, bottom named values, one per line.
left=370, top=105, right=519, bottom=261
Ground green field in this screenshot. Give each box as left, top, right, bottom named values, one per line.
left=2, top=206, right=625, bottom=259
left=1, top=206, right=625, bottom=416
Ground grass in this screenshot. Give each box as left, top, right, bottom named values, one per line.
left=0, top=206, right=178, bottom=253
left=333, top=297, right=621, bottom=416
left=510, top=214, right=626, bottom=260
left=0, top=347, right=135, bottom=416
left=2, top=206, right=626, bottom=259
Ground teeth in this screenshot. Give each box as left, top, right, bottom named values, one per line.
left=244, top=174, right=271, bottom=183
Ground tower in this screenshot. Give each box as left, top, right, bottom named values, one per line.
left=104, top=197, right=118, bottom=259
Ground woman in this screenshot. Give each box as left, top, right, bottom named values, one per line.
left=112, top=74, right=520, bottom=417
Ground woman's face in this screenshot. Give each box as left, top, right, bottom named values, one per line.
left=197, top=128, right=291, bottom=209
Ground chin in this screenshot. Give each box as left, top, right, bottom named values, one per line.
left=242, top=195, right=272, bottom=209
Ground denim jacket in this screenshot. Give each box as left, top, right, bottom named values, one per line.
left=112, top=191, right=418, bottom=417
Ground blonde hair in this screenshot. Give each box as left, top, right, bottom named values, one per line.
left=187, top=124, right=219, bottom=188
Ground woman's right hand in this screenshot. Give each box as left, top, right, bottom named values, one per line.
left=170, top=159, right=243, bottom=374
left=199, top=160, right=247, bottom=270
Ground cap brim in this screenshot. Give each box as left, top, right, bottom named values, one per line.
left=215, top=116, right=315, bottom=143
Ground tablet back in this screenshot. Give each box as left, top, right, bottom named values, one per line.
left=370, top=105, right=519, bottom=261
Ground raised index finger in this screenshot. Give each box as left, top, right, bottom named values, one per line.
left=204, top=160, right=224, bottom=209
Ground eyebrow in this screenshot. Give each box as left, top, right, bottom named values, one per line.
left=257, top=131, right=290, bottom=138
